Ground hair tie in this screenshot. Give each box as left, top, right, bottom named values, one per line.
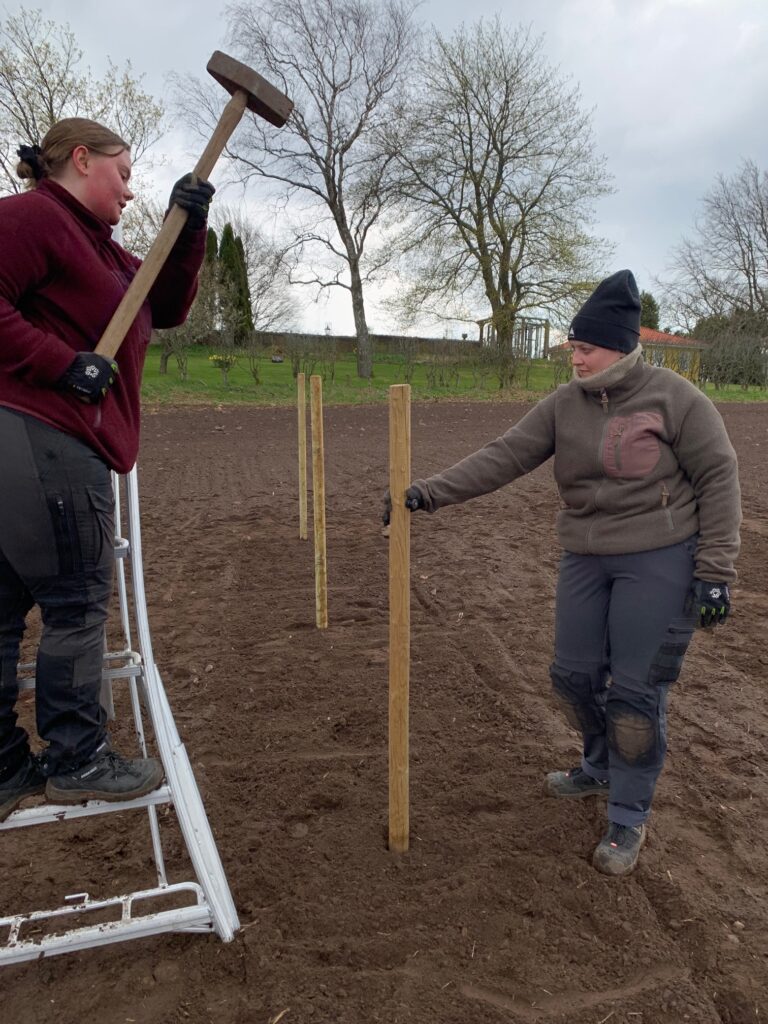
left=16, top=143, right=44, bottom=179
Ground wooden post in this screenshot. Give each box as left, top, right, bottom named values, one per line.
left=297, top=373, right=308, bottom=541
left=310, top=375, right=328, bottom=629
left=388, top=384, right=411, bottom=853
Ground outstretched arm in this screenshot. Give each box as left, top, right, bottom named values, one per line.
left=412, top=393, right=558, bottom=513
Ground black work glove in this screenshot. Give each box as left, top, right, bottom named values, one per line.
left=382, top=485, right=425, bottom=526
left=168, top=173, right=215, bottom=229
left=689, top=580, right=731, bottom=628
left=56, top=352, right=119, bottom=404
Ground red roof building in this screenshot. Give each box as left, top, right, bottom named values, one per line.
left=639, top=327, right=708, bottom=382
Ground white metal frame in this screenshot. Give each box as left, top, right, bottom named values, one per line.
left=0, top=467, right=239, bottom=965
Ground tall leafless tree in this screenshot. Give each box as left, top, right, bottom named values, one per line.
left=383, top=19, right=612, bottom=362
left=664, top=159, right=768, bottom=328
left=176, top=0, right=418, bottom=378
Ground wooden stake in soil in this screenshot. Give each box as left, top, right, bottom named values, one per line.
left=310, top=375, right=328, bottom=629
left=388, top=384, right=411, bottom=853
left=297, top=373, right=308, bottom=541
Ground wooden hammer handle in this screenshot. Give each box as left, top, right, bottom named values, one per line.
left=95, top=89, right=248, bottom=360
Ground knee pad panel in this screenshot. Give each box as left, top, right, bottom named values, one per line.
left=550, top=664, right=605, bottom=735
left=606, top=697, right=660, bottom=768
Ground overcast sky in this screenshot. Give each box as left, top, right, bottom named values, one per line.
left=21, top=0, right=768, bottom=332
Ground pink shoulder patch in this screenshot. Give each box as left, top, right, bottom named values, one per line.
left=603, top=411, right=664, bottom=479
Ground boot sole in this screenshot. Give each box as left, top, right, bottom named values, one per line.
left=45, top=765, right=164, bottom=805
left=0, top=783, right=47, bottom=823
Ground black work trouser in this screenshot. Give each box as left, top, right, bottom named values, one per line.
left=550, top=538, right=698, bottom=827
left=0, top=407, right=114, bottom=778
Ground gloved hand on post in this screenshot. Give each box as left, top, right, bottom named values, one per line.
left=382, top=485, right=426, bottom=526
left=689, top=580, right=731, bottom=628
left=56, top=352, right=119, bottom=404
left=168, top=173, right=215, bottom=229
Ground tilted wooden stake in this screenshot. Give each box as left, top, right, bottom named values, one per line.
left=388, top=384, right=411, bottom=853
left=297, top=373, right=308, bottom=541
left=310, top=375, right=328, bottom=629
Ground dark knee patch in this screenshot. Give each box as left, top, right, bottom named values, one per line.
left=606, top=699, right=658, bottom=767
left=550, top=665, right=605, bottom=734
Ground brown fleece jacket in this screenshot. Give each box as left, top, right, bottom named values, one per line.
left=412, top=347, right=741, bottom=582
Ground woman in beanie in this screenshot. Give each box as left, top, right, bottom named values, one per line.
left=384, top=269, right=741, bottom=876
left=0, top=118, right=214, bottom=821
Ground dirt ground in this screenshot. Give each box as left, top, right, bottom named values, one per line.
left=1, top=398, right=767, bottom=1024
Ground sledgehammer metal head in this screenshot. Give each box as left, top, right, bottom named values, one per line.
left=207, top=50, right=293, bottom=127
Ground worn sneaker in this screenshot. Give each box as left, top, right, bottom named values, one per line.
left=545, top=766, right=609, bottom=799
left=0, top=754, right=46, bottom=822
left=46, top=750, right=163, bottom=804
left=592, top=822, right=647, bottom=876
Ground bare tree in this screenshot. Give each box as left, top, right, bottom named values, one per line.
left=0, top=8, right=164, bottom=196
left=663, top=160, right=768, bottom=328
left=383, top=19, right=612, bottom=377
left=176, top=0, right=418, bottom=378
left=120, top=192, right=165, bottom=258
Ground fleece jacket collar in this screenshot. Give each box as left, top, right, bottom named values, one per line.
left=37, top=178, right=114, bottom=243
left=573, top=344, right=644, bottom=397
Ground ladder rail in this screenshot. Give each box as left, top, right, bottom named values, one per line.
left=125, top=470, right=239, bottom=941
left=113, top=475, right=169, bottom=886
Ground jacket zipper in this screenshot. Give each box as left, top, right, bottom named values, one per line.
left=600, top=388, right=609, bottom=413
left=51, top=495, right=75, bottom=574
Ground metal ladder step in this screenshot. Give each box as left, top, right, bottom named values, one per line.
left=0, top=883, right=212, bottom=966
left=0, top=785, right=173, bottom=830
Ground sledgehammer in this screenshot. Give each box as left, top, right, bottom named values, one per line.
left=95, top=51, right=293, bottom=360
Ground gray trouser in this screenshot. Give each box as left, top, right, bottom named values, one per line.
left=551, top=538, right=698, bottom=827
left=0, top=407, right=114, bottom=778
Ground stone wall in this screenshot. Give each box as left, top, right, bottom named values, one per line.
left=252, top=330, right=480, bottom=356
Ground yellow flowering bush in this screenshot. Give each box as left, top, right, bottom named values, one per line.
left=209, top=352, right=237, bottom=385
left=209, top=353, right=237, bottom=369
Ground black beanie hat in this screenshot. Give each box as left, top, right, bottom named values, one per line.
left=568, top=270, right=641, bottom=353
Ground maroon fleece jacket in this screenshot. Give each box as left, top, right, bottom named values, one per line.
left=0, top=179, right=204, bottom=472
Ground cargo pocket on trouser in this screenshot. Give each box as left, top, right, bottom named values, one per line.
left=83, top=484, right=116, bottom=571
left=647, top=625, right=694, bottom=687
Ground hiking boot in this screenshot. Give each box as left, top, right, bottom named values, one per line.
left=545, top=766, right=609, bottom=799
left=46, top=749, right=163, bottom=804
left=592, top=822, right=647, bottom=876
left=0, top=754, right=46, bottom=822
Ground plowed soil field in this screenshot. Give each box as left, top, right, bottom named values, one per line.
left=2, top=399, right=767, bottom=1024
